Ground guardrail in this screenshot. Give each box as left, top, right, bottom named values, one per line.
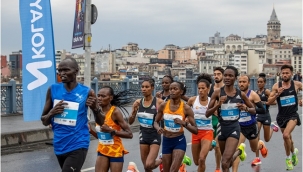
left=1, top=76, right=276, bottom=114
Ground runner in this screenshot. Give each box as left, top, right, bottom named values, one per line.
left=232, top=75, right=268, bottom=171
left=208, top=67, right=224, bottom=172
left=129, top=78, right=163, bottom=171
left=187, top=73, right=214, bottom=172
left=94, top=86, right=133, bottom=172
left=205, top=66, right=254, bottom=172
left=256, top=73, right=279, bottom=143
left=156, top=75, right=174, bottom=101
left=267, top=64, right=302, bottom=170
left=41, top=57, right=103, bottom=172
left=154, top=81, right=198, bottom=172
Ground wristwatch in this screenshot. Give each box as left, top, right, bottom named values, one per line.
left=110, top=130, right=116, bottom=136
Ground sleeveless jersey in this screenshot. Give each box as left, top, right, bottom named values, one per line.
left=239, top=90, right=256, bottom=126
left=277, top=81, right=298, bottom=116
left=96, top=106, right=128, bottom=157
left=161, top=90, right=170, bottom=102
left=137, top=97, right=158, bottom=133
left=208, top=84, right=215, bottom=97
left=218, top=86, right=242, bottom=126
left=50, top=83, right=90, bottom=155
left=163, top=100, right=185, bottom=132
left=192, top=96, right=212, bottom=130
left=256, top=88, right=269, bottom=112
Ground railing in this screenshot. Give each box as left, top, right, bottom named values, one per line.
left=1, top=77, right=276, bottom=114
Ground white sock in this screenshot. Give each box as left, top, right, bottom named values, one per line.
left=286, top=155, right=291, bottom=159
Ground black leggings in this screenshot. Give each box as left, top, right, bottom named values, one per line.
left=56, top=148, right=88, bottom=172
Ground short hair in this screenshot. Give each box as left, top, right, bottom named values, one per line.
left=196, top=73, right=212, bottom=88
left=142, top=78, right=155, bottom=87
left=163, top=75, right=174, bottom=83
left=213, top=67, right=224, bottom=74
left=62, top=57, right=79, bottom=70
left=281, top=65, right=293, bottom=72
left=225, top=66, right=239, bottom=77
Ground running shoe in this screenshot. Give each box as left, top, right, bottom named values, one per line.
left=212, top=140, right=217, bottom=148
left=270, top=122, right=279, bottom=132
left=292, top=148, right=299, bottom=166
left=183, top=155, right=192, bottom=166
left=127, top=162, right=139, bottom=172
left=214, top=169, right=221, bottom=172
left=238, top=143, right=247, bottom=161
left=259, top=140, right=268, bottom=158
left=251, top=157, right=262, bottom=166
left=286, top=158, right=293, bottom=170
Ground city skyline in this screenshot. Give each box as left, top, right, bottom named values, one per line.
left=1, top=0, right=302, bottom=56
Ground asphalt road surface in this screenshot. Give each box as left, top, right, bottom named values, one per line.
left=2, top=106, right=302, bottom=172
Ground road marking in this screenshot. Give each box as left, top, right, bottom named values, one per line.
left=81, top=167, right=95, bottom=172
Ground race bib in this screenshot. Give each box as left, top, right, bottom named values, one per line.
left=239, top=111, right=252, bottom=122
left=221, top=103, right=239, bottom=121
left=137, top=112, right=154, bottom=128
left=163, top=114, right=183, bottom=132
left=280, top=95, right=296, bottom=107
left=194, top=114, right=212, bottom=129
left=97, top=132, right=114, bottom=145
left=53, top=99, right=79, bottom=126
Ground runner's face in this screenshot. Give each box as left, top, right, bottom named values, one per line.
left=257, top=78, right=265, bottom=89
left=223, top=69, right=236, bottom=86
left=197, top=82, right=209, bottom=97
left=238, top=76, right=249, bottom=92
left=162, top=77, right=172, bottom=91
left=97, top=88, right=113, bottom=106
left=281, top=68, right=292, bottom=82
left=213, top=70, right=223, bottom=83
left=141, top=81, right=153, bottom=97
left=57, top=60, right=77, bottom=83
left=169, top=82, right=182, bottom=99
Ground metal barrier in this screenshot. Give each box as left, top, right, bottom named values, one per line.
left=1, top=77, right=276, bottom=114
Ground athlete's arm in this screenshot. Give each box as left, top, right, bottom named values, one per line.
left=267, top=83, right=282, bottom=104
left=239, top=91, right=256, bottom=114
left=294, top=80, right=303, bottom=92
left=181, top=95, right=190, bottom=102
left=252, top=91, right=265, bottom=114
left=265, top=89, right=276, bottom=105
left=129, top=99, right=140, bottom=125
left=186, top=96, right=196, bottom=107
left=87, top=89, right=105, bottom=126
left=156, top=98, right=164, bottom=108
left=107, top=108, right=133, bottom=139
left=41, top=87, right=67, bottom=126
left=155, top=91, right=162, bottom=99
left=88, top=123, right=98, bottom=139
left=154, top=102, right=166, bottom=134
left=205, top=89, right=221, bottom=118
left=183, top=104, right=198, bottom=134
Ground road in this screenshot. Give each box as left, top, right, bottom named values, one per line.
left=1, top=105, right=302, bottom=172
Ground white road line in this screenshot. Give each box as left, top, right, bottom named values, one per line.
left=81, top=167, right=95, bottom=172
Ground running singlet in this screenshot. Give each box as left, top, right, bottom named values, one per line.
left=239, top=90, right=256, bottom=126
left=256, top=89, right=269, bottom=112
left=137, top=97, right=158, bottom=133
left=50, top=83, right=90, bottom=155
left=192, top=96, right=212, bottom=130
left=96, top=106, right=128, bottom=157
left=218, top=86, right=242, bottom=126
left=161, top=90, right=170, bottom=102
left=208, top=84, right=215, bottom=97
left=163, top=100, right=185, bottom=132
left=277, top=81, right=298, bottom=116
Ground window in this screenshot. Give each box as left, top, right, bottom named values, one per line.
left=299, top=65, right=302, bottom=68
left=289, top=51, right=291, bottom=53
left=275, top=55, right=277, bottom=58
left=295, top=61, right=296, bottom=64
left=204, top=66, right=206, bottom=69
left=289, top=55, right=291, bottom=58
left=284, top=55, right=286, bottom=58
left=280, top=51, right=282, bottom=53
left=280, top=55, right=282, bottom=58
left=209, top=66, right=212, bottom=69
left=295, top=57, right=296, bottom=60
left=284, top=51, right=286, bottom=53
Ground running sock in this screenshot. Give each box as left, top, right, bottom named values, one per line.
left=286, top=155, right=291, bottom=159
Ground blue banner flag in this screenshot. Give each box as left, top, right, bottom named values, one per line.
left=19, top=0, right=56, bottom=121
left=72, top=0, right=86, bottom=49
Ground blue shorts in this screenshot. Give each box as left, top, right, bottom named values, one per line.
left=162, top=134, right=186, bottom=154
left=97, top=152, right=124, bottom=162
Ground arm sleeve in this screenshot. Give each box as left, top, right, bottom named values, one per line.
left=255, top=101, right=265, bottom=114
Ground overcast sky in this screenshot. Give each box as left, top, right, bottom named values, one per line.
left=1, top=0, right=302, bottom=56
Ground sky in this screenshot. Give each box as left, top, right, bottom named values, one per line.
left=1, top=0, right=302, bottom=56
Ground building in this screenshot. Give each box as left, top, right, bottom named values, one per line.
left=228, top=51, right=248, bottom=74
left=225, top=34, right=244, bottom=53
left=1, top=55, right=7, bottom=68
left=209, top=32, right=224, bottom=44
left=266, top=44, right=293, bottom=64
left=199, top=58, right=220, bottom=74
left=291, top=46, right=302, bottom=73
left=9, top=50, right=22, bottom=78
left=267, top=7, right=281, bottom=43
left=263, top=60, right=291, bottom=75
left=122, top=42, right=139, bottom=52
left=95, top=51, right=116, bottom=75
left=247, top=49, right=265, bottom=75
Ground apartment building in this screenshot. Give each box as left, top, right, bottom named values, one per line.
left=199, top=58, right=220, bottom=74
left=291, top=47, right=302, bottom=73
left=229, top=51, right=248, bottom=74
left=209, top=32, right=225, bottom=44
left=225, top=34, right=244, bottom=53
left=266, top=44, right=293, bottom=64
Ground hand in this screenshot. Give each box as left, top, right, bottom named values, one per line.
left=236, top=103, right=246, bottom=111
left=101, top=124, right=113, bottom=133
left=49, top=100, right=68, bottom=116
left=299, top=99, right=302, bottom=107
left=218, top=95, right=227, bottom=106
left=277, top=87, right=285, bottom=96
left=86, top=94, right=98, bottom=111
left=157, top=127, right=164, bottom=135
left=133, top=101, right=140, bottom=112
left=174, top=118, right=184, bottom=125
left=156, top=91, right=162, bottom=98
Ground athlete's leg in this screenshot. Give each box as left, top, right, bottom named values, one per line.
left=198, top=139, right=212, bottom=172
left=95, top=154, right=110, bottom=172
left=263, top=125, right=274, bottom=142
left=214, top=136, right=222, bottom=171
left=221, top=137, right=239, bottom=172
left=192, top=141, right=201, bottom=166
left=60, top=148, right=87, bottom=172
left=281, top=119, right=297, bottom=156
left=110, top=161, right=123, bottom=172
left=232, top=133, right=246, bottom=172
left=162, top=154, right=172, bottom=172
left=171, top=149, right=185, bottom=172
left=145, top=144, right=162, bottom=171
left=140, top=144, right=151, bottom=172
